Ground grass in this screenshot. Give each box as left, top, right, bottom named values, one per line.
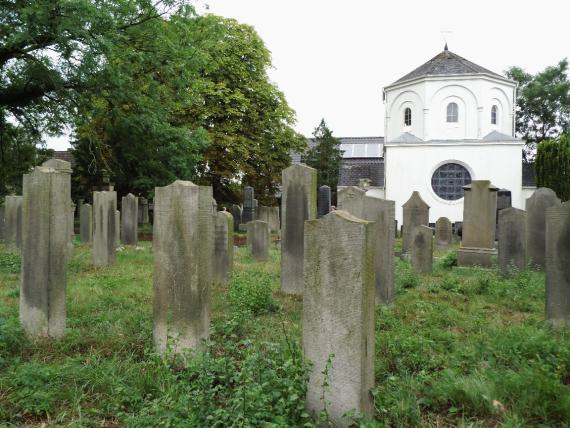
left=0, top=240, right=569, bottom=427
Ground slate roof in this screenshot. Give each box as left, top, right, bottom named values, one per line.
left=391, top=46, right=507, bottom=86
left=339, top=158, right=384, bottom=187
left=292, top=136, right=384, bottom=164
left=481, top=130, right=519, bottom=141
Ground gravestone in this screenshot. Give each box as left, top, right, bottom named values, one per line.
left=213, top=210, right=233, bottom=285
left=337, top=186, right=366, bottom=218
left=498, top=208, right=527, bottom=275
left=5, top=195, right=23, bottom=252
left=458, top=181, right=498, bottom=267
left=317, top=185, right=331, bottom=218
left=92, top=191, right=117, bottom=266
left=229, top=204, right=242, bottom=232
left=69, top=203, right=76, bottom=241
left=402, top=191, right=430, bottom=253
left=153, top=181, right=213, bottom=353
left=435, top=217, right=453, bottom=249
left=545, top=204, right=570, bottom=327
left=362, top=195, right=395, bottom=304
left=247, top=220, right=270, bottom=261
left=115, top=211, right=120, bottom=247
left=253, top=199, right=259, bottom=220
left=281, top=164, right=317, bottom=294
left=410, top=225, right=433, bottom=273
left=303, top=210, right=375, bottom=427
left=121, top=193, right=138, bottom=245
left=0, top=203, right=4, bottom=241
left=526, top=187, right=561, bottom=268
left=80, top=204, right=93, bottom=243
left=20, top=164, right=71, bottom=338
left=257, top=206, right=280, bottom=232
left=138, top=197, right=149, bottom=224
left=242, top=186, right=255, bottom=224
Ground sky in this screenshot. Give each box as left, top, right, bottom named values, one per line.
left=47, top=0, right=570, bottom=150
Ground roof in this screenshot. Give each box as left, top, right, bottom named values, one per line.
left=339, top=158, right=384, bottom=187
left=292, top=136, right=384, bottom=163
left=482, top=130, right=519, bottom=141
left=391, top=46, right=508, bottom=86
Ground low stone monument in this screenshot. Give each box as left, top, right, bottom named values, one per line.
left=20, top=164, right=71, bottom=338
left=92, top=191, right=117, bottom=266
left=458, top=181, right=498, bottom=267
left=402, top=191, right=429, bottom=254
left=121, top=193, right=138, bottom=245
left=5, top=195, right=23, bottom=252
left=498, top=207, right=527, bottom=275
left=153, top=181, right=213, bottom=353
left=247, top=220, right=270, bottom=261
left=526, top=187, right=561, bottom=268
left=435, top=217, right=452, bottom=249
left=80, top=203, right=93, bottom=243
left=317, top=185, right=331, bottom=218
left=545, top=204, right=570, bottom=327
left=213, top=210, right=233, bottom=284
left=410, top=225, right=433, bottom=273
left=257, top=206, right=280, bottom=232
left=281, top=164, right=317, bottom=295
left=303, top=210, right=375, bottom=427
left=337, top=186, right=366, bottom=218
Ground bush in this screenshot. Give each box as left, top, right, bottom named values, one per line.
left=229, top=271, right=277, bottom=316
left=440, top=251, right=458, bottom=269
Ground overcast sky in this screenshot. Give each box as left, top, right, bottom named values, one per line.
left=48, top=0, right=570, bottom=149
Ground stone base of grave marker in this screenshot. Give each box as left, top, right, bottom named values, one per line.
left=457, top=246, right=497, bottom=267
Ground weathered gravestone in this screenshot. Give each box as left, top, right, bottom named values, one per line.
left=253, top=199, right=259, bottom=219
left=153, top=181, right=213, bottom=353
left=92, top=191, right=117, bottom=266
left=228, top=204, right=241, bottom=232
left=138, top=197, right=149, bottom=224
left=69, top=203, right=76, bottom=241
left=213, top=210, right=233, bottom=284
left=0, top=203, right=5, bottom=241
left=402, top=191, right=429, bottom=254
left=526, top=188, right=561, bottom=268
left=337, top=186, right=366, bottom=218
left=121, top=193, right=138, bottom=246
left=317, top=185, right=331, bottom=218
left=20, top=164, right=71, bottom=338
left=458, top=181, right=498, bottom=267
left=257, top=206, right=280, bottom=232
left=247, top=220, right=270, bottom=261
left=281, top=164, right=317, bottom=295
left=5, top=195, right=23, bottom=252
left=80, top=204, right=93, bottom=243
left=303, top=210, right=375, bottom=427
left=498, top=208, right=527, bottom=275
left=115, top=210, right=120, bottom=247
left=435, top=217, right=453, bottom=249
left=410, top=225, right=433, bottom=273
left=242, top=186, right=255, bottom=225
left=545, top=204, right=570, bottom=327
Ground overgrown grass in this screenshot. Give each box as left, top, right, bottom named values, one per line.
left=1, top=240, right=569, bottom=427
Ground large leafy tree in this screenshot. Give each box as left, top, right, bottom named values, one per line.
left=302, top=119, right=343, bottom=190
left=536, top=135, right=570, bottom=201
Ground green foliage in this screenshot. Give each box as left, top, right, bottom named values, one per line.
left=229, top=270, right=277, bottom=317
left=396, top=259, right=421, bottom=290
left=0, top=251, right=20, bottom=274
left=440, top=251, right=458, bottom=269
left=536, top=134, right=570, bottom=201
left=302, top=119, right=344, bottom=190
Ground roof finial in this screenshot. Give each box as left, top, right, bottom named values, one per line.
left=444, top=42, right=448, bottom=51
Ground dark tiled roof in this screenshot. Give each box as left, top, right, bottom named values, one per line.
left=339, top=158, right=384, bottom=187
left=522, top=163, right=536, bottom=187
left=392, top=48, right=505, bottom=85
left=52, top=150, right=75, bottom=165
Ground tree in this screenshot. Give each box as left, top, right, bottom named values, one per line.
left=507, top=59, right=570, bottom=157
left=302, top=119, right=343, bottom=189
left=535, top=135, right=570, bottom=201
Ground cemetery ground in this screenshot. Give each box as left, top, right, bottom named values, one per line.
left=1, top=241, right=569, bottom=427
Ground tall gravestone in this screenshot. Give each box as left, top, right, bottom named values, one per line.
left=92, top=191, right=117, bottom=266
left=498, top=207, right=527, bottom=275
left=247, top=220, right=270, bottom=261
left=458, top=181, right=498, bottom=267
left=0, top=203, right=5, bottom=241
left=5, top=195, right=23, bottom=252
left=317, top=185, right=331, bottom=218
left=337, top=186, right=366, bottom=218
left=242, top=186, right=255, bottom=225
left=253, top=199, right=259, bottom=220
left=303, top=211, right=375, bottom=427
left=402, top=191, right=430, bottom=254
left=20, top=164, right=71, bottom=338
left=138, top=197, right=149, bottom=224
left=121, top=193, right=138, bottom=246
left=213, top=210, right=233, bottom=285
left=80, top=203, right=93, bottom=243
left=435, top=217, right=452, bottom=249
left=545, top=204, right=570, bottom=327
left=281, top=164, right=317, bottom=295
left=42, top=159, right=74, bottom=249
left=410, top=225, right=433, bottom=273
left=69, top=203, right=76, bottom=242
left=115, top=210, right=120, bottom=247
left=257, top=206, right=280, bottom=232
left=526, top=188, right=561, bottom=268
left=229, top=204, right=242, bottom=232
left=153, top=181, right=213, bottom=353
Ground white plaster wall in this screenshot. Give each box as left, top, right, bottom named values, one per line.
left=521, top=187, right=537, bottom=205
left=384, top=142, right=525, bottom=223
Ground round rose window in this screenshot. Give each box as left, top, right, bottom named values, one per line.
left=431, top=163, right=472, bottom=201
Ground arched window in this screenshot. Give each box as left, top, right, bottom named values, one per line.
left=431, top=162, right=472, bottom=200
left=491, top=105, right=497, bottom=125
left=404, top=108, right=412, bottom=126
left=446, top=102, right=458, bottom=122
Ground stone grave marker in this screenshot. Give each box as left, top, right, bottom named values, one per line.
left=229, top=204, right=242, bottom=232
left=498, top=207, right=527, bottom=275
left=337, top=186, right=366, bottom=218
left=0, top=203, right=4, bottom=241
left=317, top=185, right=331, bottom=218
left=242, top=186, right=255, bottom=225
left=257, top=205, right=280, bottom=232
left=213, top=210, right=233, bottom=284
left=5, top=195, right=23, bottom=253
left=435, top=217, right=452, bottom=249
left=247, top=220, right=270, bottom=261
left=80, top=203, right=93, bottom=243
left=92, top=191, right=117, bottom=266
left=411, top=225, right=433, bottom=273
left=121, top=193, right=138, bottom=245
left=526, top=187, right=561, bottom=268
left=402, top=191, right=429, bottom=253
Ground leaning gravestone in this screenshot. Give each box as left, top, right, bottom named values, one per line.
left=80, top=203, right=93, bottom=243
left=281, top=164, right=317, bottom=294
left=337, top=186, right=366, bottom=218
left=410, top=225, right=433, bottom=273
left=435, top=217, right=452, bottom=249
left=242, top=186, right=255, bottom=225
left=229, top=204, right=242, bottom=232
left=317, top=185, right=331, bottom=218
left=20, top=164, right=71, bottom=338
left=247, top=220, right=270, bottom=261
left=402, top=191, right=429, bottom=254
left=458, top=181, right=498, bottom=267
left=545, top=204, right=570, bottom=327
left=213, top=210, right=233, bottom=285
left=121, top=193, right=138, bottom=245
left=92, top=191, right=117, bottom=266
left=257, top=206, right=280, bottom=232
left=5, top=195, right=23, bottom=253
left=303, top=210, right=375, bottom=427
left=153, top=181, right=213, bottom=353
left=526, top=187, right=561, bottom=268
left=498, top=207, right=527, bottom=275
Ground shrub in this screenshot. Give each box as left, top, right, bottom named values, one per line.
left=440, top=251, right=458, bottom=269
left=229, top=271, right=277, bottom=316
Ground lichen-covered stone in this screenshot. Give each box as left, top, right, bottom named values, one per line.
left=121, top=193, right=138, bottom=245
left=92, top=191, right=117, bottom=266
left=410, top=225, right=433, bottom=273
left=337, top=186, right=366, bottom=218
left=498, top=208, right=527, bottom=275
left=402, top=191, right=429, bottom=253
left=247, top=220, right=270, bottom=261
left=526, top=187, right=561, bottom=268
left=80, top=203, right=93, bottom=243
left=435, top=217, right=452, bottom=249
left=257, top=206, right=280, bottom=232
left=213, top=210, right=233, bottom=284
